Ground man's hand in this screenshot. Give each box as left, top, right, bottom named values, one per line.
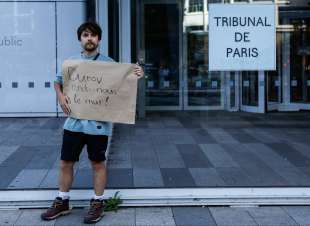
left=58, top=93, right=71, bottom=115
left=134, top=63, right=144, bottom=78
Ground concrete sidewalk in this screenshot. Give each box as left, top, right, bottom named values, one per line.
left=1, top=205, right=310, bottom=226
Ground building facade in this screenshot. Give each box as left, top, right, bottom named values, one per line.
left=0, top=0, right=309, bottom=116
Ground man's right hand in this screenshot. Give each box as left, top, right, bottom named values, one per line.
left=58, top=94, right=71, bottom=115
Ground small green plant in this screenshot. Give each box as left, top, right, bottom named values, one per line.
left=104, top=191, right=123, bottom=212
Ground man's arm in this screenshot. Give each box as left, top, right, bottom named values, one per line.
left=54, top=82, right=71, bottom=115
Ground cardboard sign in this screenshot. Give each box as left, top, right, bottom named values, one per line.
left=62, top=60, right=138, bottom=124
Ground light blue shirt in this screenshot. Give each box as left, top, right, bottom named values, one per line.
left=55, top=53, right=114, bottom=136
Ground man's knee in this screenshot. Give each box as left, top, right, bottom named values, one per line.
left=91, top=161, right=106, bottom=171
left=60, top=160, right=75, bottom=171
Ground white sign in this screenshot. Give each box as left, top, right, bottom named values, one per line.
left=209, top=4, right=276, bottom=71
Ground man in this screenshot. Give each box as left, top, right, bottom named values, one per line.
left=41, top=22, right=143, bottom=224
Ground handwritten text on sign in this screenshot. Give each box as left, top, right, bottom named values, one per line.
left=62, top=60, right=138, bottom=124
left=208, top=4, right=276, bottom=71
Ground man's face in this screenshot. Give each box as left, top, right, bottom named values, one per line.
left=80, top=29, right=100, bottom=52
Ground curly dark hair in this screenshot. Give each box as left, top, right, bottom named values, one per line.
left=77, top=22, right=102, bottom=41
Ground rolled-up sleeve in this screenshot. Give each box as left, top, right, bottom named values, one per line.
left=55, top=64, right=63, bottom=85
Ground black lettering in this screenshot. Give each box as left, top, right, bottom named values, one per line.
left=226, top=48, right=233, bottom=57
left=214, top=17, right=221, bottom=26
left=265, top=17, right=271, bottom=26
left=234, top=32, right=243, bottom=42
left=241, top=48, right=248, bottom=57
left=244, top=32, right=250, bottom=42
left=251, top=48, right=258, bottom=57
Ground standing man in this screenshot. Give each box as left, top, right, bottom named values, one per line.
left=41, top=22, right=143, bottom=224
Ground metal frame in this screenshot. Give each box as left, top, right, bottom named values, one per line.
left=3, top=187, right=310, bottom=209
left=96, top=0, right=109, bottom=56
left=240, top=71, right=266, bottom=113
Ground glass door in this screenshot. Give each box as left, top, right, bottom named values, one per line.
left=139, top=0, right=182, bottom=110
left=184, top=31, right=224, bottom=110
left=240, top=71, right=265, bottom=113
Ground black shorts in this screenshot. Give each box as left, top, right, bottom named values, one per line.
left=61, top=129, right=109, bottom=162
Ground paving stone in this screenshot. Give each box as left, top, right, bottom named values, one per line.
left=179, top=119, right=202, bottom=129
left=168, top=133, right=196, bottom=144
left=262, top=129, right=293, bottom=142
left=150, top=134, right=173, bottom=145
left=267, top=143, right=310, bottom=167
left=95, top=208, right=135, bottom=226
left=133, top=168, right=164, bottom=187
left=209, top=207, right=258, bottom=226
left=243, top=143, right=293, bottom=168
left=187, top=128, right=217, bottom=144
left=136, top=207, right=175, bottom=226
left=243, top=128, right=280, bottom=143
left=176, top=144, right=213, bottom=168
left=0, top=131, right=33, bottom=146
left=55, top=208, right=89, bottom=226
left=282, top=206, right=310, bottom=226
left=161, top=168, right=195, bottom=187
left=108, top=142, right=132, bottom=168
left=72, top=169, right=93, bottom=188
left=0, top=146, right=37, bottom=167
left=8, top=169, right=48, bottom=189
left=189, top=168, right=226, bottom=186
left=172, top=207, right=216, bottom=226
left=130, top=143, right=159, bottom=169
left=153, top=144, right=185, bottom=168
left=39, top=169, right=59, bottom=188
left=78, top=149, right=92, bottom=170
left=25, top=145, right=60, bottom=169
left=207, top=129, right=239, bottom=144
left=0, top=146, right=38, bottom=188
left=15, top=209, right=56, bottom=226
left=225, top=129, right=260, bottom=143
left=147, top=120, right=165, bottom=128
left=0, top=146, right=19, bottom=165
left=216, top=167, right=255, bottom=186
left=162, top=117, right=184, bottom=128
left=106, top=168, right=133, bottom=188
left=199, top=144, right=239, bottom=167
left=0, top=210, right=22, bottom=226
left=290, top=142, right=310, bottom=160
left=222, top=144, right=288, bottom=186
left=247, top=207, right=298, bottom=226
left=25, top=130, right=62, bottom=146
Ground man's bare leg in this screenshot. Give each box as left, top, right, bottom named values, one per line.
left=59, top=160, right=75, bottom=192
left=91, top=161, right=107, bottom=196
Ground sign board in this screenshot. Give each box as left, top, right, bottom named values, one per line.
left=62, top=60, right=138, bottom=124
left=209, top=4, right=276, bottom=71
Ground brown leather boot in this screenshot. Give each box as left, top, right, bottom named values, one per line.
left=83, top=199, right=105, bottom=224
left=41, top=197, right=71, bottom=221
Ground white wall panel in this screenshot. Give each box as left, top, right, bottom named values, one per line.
left=0, top=2, right=56, bottom=114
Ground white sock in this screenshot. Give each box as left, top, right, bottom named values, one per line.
left=58, top=191, right=70, bottom=200
left=93, top=194, right=104, bottom=201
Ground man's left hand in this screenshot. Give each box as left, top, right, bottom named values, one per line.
left=134, top=64, right=144, bottom=78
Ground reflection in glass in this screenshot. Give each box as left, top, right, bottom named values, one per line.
left=290, top=18, right=310, bottom=103
left=267, top=32, right=281, bottom=103
left=230, top=72, right=236, bottom=108
left=187, top=32, right=221, bottom=106
left=242, top=71, right=258, bottom=106
left=143, top=3, right=179, bottom=106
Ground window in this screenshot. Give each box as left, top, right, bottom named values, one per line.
left=188, top=0, right=203, bottom=13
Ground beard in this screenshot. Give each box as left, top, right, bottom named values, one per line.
left=83, top=42, right=98, bottom=52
